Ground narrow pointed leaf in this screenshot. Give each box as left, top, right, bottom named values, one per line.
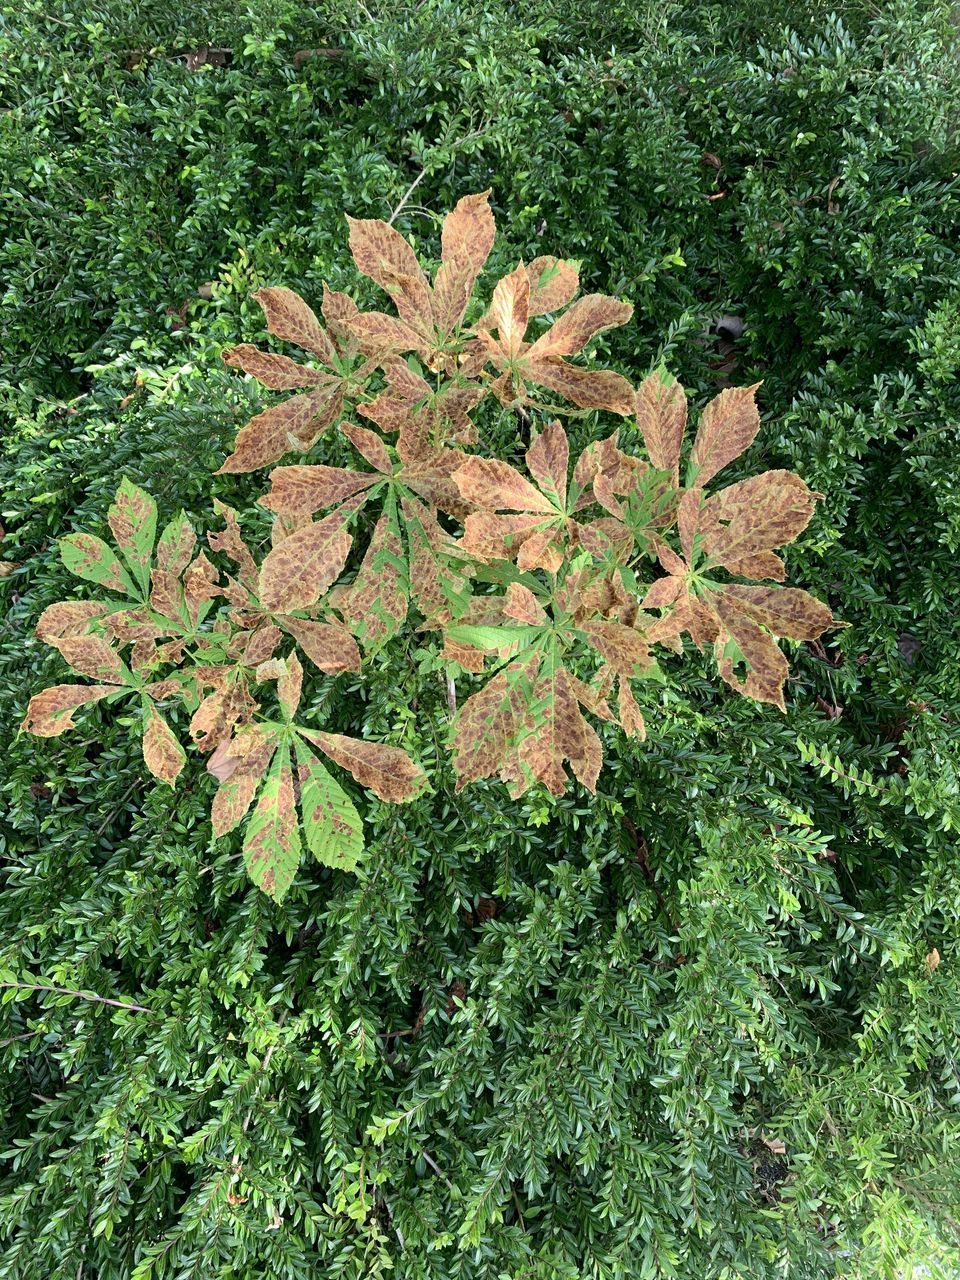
left=294, top=740, right=364, bottom=872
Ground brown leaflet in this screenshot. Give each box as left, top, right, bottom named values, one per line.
left=512, top=663, right=602, bottom=796
left=396, top=427, right=473, bottom=518
left=243, top=746, right=301, bottom=900
left=190, top=679, right=257, bottom=752
left=183, top=553, right=221, bottom=627
left=459, top=512, right=554, bottom=564
left=525, top=360, right=636, bottom=416
left=280, top=616, right=361, bottom=674
left=301, top=730, right=426, bottom=802
left=526, top=420, right=568, bottom=509
left=346, top=215, right=433, bottom=333
left=717, top=585, right=835, bottom=641
left=433, top=189, right=496, bottom=336
left=142, top=707, right=187, bottom=786
left=208, top=500, right=259, bottom=587
left=321, top=286, right=362, bottom=356
left=260, top=465, right=378, bottom=518
left=149, top=569, right=185, bottom=624
left=349, top=312, right=428, bottom=360
left=526, top=257, right=580, bottom=316
left=710, top=598, right=792, bottom=711
left=223, top=345, right=333, bottom=390
left=450, top=660, right=534, bottom=790
left=698, top=471, right=820, bottom=578
left=454, top=457, right=556, bottom=514
left=516, top=529, right=564, bottom=574
left=240, top=624, right=282, bottom=667
left=486, top=264, right=530, bottom=359
left=258, top=492, right=367, bottom=611
left=527, top=294, right=633, bottom=360
left=581, top=621, right=655, bottom=679
left=503, top=583, right=547, bottom=625
left=359, top=358, right=431, bottom=432
left=635, top=370, right=686, bottom=480
left=22, top=684, right=120, bottom=737
left=254, top=286, right=338, bottom=363
left=616, top=677, right=646, bottom=739
left=210, top=726, right=279, bottom=837
left=50, top=635, right=128, bottom=684
left=340, top=507, right=408, bottom=650
left=36, top=601, right=111, bottom=642
left=156, top=514, right=197, bottom=576
left=340, top=422, right=393, bottom=473
left=690, top=382, right=762, bottom=486
left=403, top=498, right=467, bottom=628
left=218, top=386, right=339, bottom=474
left=278, top=652, right=304, bottom=720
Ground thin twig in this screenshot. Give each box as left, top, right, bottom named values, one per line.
left=0, top=981, right=152, bottom=1014
left=94, top=778, right=141, bottom=838
left=388, top=168, right=429, bottom=225
left=418, top=1146, right=456, bottom=1191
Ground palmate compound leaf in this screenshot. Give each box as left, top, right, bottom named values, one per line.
left=260, top=422, right=473, bottom=649
left=633, top=378, right=836, bottom=710
left=206, top=500, right=362, bottom=676
left=219, top=285, right=373, bottom=473
left=207, top=655, right=426, bottom=898
left=453, top=419, right=637, bottom=573
left=345, top=190, right=496, bottom=363
left=22, top=632, right=187, bottom=786
left=473, top=264, right=636, bottom=414
left=23, top=479, right=224, bottom=786
left=444, top=559, right=666, bottom=797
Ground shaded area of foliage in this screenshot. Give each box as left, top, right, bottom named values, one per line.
left=2, top=1, right=960, bottom=1277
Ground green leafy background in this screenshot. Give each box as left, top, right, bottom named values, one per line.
left=2, top=2, right=959, bottom=1276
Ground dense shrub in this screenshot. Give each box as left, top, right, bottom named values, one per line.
left=1, top=2, right=959, bottom=1277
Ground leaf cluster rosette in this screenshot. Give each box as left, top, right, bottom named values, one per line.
left=24, top=193, right=836, bottom=895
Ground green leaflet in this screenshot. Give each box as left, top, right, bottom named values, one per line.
left=242, top=743, right=302, bottom=901
left=60, top=533, right=139, bottom=597
left=294, top=738, right=364, bottom=872
left=108, top=477, right=158, bottom=593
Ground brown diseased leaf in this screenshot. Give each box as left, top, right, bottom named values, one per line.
left=260, top=465, right=378, bottom=518
left=454, top=457, right=557, bottom=514
left=433, top=189, right=495, bottom=336
left=142, top=708, right=187, bottom=786
left=50, top=635, right=128, bottom=684
left=527, top=294, right=633, bottom=360
left=340, top=422, right=393, bottom=473
left=346, top=216, right=433, bottom=335
left=22, top=684, right=119, bottom=737
left=223, top=344, right=333, bottom=390
left=280, top=617, right=360, bottom=674
left=254, top=286, right=337, bottom=364
left=526, top=420, right=569, bottom=510
left=340, top=506, right=408, bottom=650
left=303, top=731, right=426, bottom=802
left=526, top=360, right=635, bottom=416
left=278, top=652, right=303, bottom=720
left=503, top=583, right=547, bottom=626
left=526, top=257, right=580, bottom=316
left=210, top=726, right=278, bottom=836
left=36, top=601, right=110, bottom=642
left=451, top=661, right=533, bottom=790
left=218, top=387, right=339, bottom=474
left=512, top=664, right=602, bottom=795
left=699, top=471, right=819, bottom=578
left=258, top=494, right=366, bottom=611
left=690, top=383, right=762, bottom=486
left=635, top=370, right=686, bottom=479
left=486, top=264, right=530, bottom=359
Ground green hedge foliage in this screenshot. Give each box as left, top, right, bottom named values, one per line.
left=1, top=2, right=959, bottom=1276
